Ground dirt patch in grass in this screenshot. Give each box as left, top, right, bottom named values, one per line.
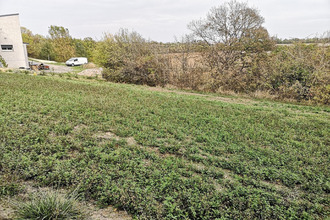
left=88, top=205, right=131, bottom=220
left=95, top=131, right=121, bottom=141
left=95, top=131, right=137, bottom=146
left=126, top=137, right=137, bottom=146
left=73, top=124, right=88, bottom=131
left=0, top=202, right=15, bottom=220
left=147, top=87, right=258, bottom=105
left=1, top=181, right=131, bottom=220
left=43, top=64, right=74, bottom=73
left=147, top=87, right=330, bottom=116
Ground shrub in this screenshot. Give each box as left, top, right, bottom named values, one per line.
left=15, top=189, right=86, bottom=220
left=95, top=27, right=328, bottom=104
left=99, top=29, right=170, bottom=87
left=267, top=43, right=330, bottom=103
left=93, top=33, right=124, bottom=69
left=0, top=55, right=8, bottom=68
left=311, top=84, right=330, bottom=105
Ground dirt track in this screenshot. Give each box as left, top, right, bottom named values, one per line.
left=0, top=181, right=131, bottom=220
left=31, top=63, right=102, bottom=76
left=46, top=64, right=73, bottom=73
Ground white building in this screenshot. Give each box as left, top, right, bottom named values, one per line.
left=0, top=13, right=29, bottom=69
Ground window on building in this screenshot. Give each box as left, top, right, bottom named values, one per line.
left=1, top=45, right=13, bottom=51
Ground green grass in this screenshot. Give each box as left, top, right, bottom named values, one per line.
left=0, top=72, right=329, bottom=219
left=15, top=189, right=85, bottom=219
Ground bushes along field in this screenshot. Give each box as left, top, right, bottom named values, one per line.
left=21, top=1, right=330, bottom=104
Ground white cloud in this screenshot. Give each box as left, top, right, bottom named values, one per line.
left=0, top=0, right=329, bottom=41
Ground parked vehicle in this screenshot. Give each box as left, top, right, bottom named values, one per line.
left=65, top=57, right=88, bottom=66
left=38, top=63, right=50, bottom=70
left=28, top=62, right=50, bottom=70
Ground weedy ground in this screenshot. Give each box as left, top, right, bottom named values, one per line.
left=0, top=71, right=329, bottom=219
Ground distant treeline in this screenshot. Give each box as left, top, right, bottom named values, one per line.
left=21, top=1, right=329, bottom=105
left=275, top=36, right=330, bottom=44
left=21, top=26, right=96, bottom=62
left=21, top=26, right=206, bottom=61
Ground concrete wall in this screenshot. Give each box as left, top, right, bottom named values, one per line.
left=23, top=43, right=29, bottom=67
left=0, top=14, right=28, bottom=68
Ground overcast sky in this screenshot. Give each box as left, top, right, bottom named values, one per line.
left=0, top=0, right=329, bottom=42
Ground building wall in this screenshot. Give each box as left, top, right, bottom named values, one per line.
left=23, top=43, right=29, bottom=67
left=0, top=14, right=28, bottom=68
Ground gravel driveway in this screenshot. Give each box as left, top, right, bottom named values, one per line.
left=46, top=64, right=102, bottom=77
left=46, top=64, right=74, bottom=73
left=29, top=59, right=103, bottom=76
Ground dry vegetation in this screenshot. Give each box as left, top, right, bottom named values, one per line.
left=94, top=1, right=329, bottom=105
left=20, top=1, right=329, bottom=105
left=96, top=33, right=329, bottom=105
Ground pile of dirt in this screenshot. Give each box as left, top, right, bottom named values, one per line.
left=77, top=68, right=103, bottom=77
left=83, top=63, right=97, bottom=69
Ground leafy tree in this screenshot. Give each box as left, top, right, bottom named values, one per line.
left=74, top=37, right=96, bottom=61
left=48, top=25, right=71, bottom=39
left=93, top=34, right=124, bottom=69
left=21, top=27, right=34, bottom=56
left=39, top=40, right=56, bottom=61
left=21, top=27, right=46, bottom=58
left=48, top=25, right=75, bottom=62
left=22, top=26, right=95, bottom=62
left=74, top=39, right=88, bottom=58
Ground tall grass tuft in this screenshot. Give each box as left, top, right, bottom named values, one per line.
left=15, top=189, right=86, bottom=220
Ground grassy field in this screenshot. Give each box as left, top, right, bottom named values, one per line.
left=0, top=71, right=329, bottom=219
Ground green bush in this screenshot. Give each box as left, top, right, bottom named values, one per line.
left=0, top=55, right=8, bottom=68
left=15, top=189, right=86, bottom=220
left=97, top=29, right=170, bottom=87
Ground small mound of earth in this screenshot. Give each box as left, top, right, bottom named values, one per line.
left=78, top=68, right=103, bottom=77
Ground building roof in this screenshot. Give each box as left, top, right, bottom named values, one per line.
left=0, top=13, right=19, bottom=18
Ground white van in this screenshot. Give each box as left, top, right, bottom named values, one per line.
left=65, top=57, right=88, bottom=66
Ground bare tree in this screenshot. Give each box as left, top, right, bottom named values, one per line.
left=188, top=0, right=272, bottom=91
left=191, top=1, right=264, bottom=44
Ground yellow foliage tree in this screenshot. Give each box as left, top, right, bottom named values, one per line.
left=48, top=26, right=75, bottom=62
